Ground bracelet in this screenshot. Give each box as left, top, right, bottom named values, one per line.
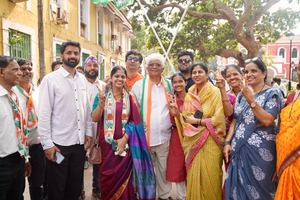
left=222, top=99, right=230, bottom=102
left=223, top=141, right=231, bottom=146
left=199, top=119, right=202, bottom=126
left=175, top=113, right=180, bottom=118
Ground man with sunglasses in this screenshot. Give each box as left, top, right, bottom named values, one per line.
left=125, top=50, right=144, bottom=91
left=177, top=50, right=213, bottom=89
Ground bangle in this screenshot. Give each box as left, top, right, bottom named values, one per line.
left=222, top=99, right=230, bottom=102
left=175, top=113, right=180, bottom=118
left=223, top=141, right=231, bottom=146
left=199, top=119, right=202, bottom=126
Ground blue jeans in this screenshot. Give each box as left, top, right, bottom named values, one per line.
left=81, top=164, right=100, bottom=190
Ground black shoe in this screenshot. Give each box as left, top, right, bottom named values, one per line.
left=78, top=190, right=85, bottom=200
left=158, top=197, right=173, bottom=200
left=92, top=187, right=101, bottom=200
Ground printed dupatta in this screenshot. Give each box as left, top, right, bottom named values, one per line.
left=103, top=88, right=130, bottom=144
left=7, top=90, right=29, bottom=158
left=15, top=84, right=38, bottom=133
left=140, top=75, right=172, bottom=148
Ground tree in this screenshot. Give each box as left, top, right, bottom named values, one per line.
left=129, top=0, right=300, bottom=66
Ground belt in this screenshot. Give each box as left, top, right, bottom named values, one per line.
left=0, top=152, right=21, bottom=160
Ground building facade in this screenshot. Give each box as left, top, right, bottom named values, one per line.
left=0, top=0, right=135, bottom=84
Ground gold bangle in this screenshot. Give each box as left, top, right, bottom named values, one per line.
left=175, top=113, right=180, bottom=118
left=222, top=99, right=230, bottom=102
left=199, top=119, right=202, bottom=126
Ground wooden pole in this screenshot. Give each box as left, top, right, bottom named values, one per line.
left=38, top=0, right=46, bottom=82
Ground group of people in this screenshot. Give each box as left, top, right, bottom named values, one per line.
left=0, top=39, right=299, bottom=200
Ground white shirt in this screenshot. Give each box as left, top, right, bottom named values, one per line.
left=0, top=85, right=18, bottom=157
left=272, top=82, right=279, bottom=89
left=132, top=78, right=173, bottom=147
left=279, top=83, right=287, bottom=97
left=38, top=67, right=93, bottom=150
left=85, top=78, right=106, bottom=142
left=13, top=84, right=40, bottom=146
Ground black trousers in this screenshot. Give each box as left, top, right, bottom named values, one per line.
left=46, top=144, right=85, bottom=200
left=0, top=152, right=25, bottom=200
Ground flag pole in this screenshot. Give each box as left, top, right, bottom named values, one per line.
left=136, top=0, right=176, bottom=73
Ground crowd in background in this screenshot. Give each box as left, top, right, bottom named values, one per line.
left=1, top=40, right=300, bottom=200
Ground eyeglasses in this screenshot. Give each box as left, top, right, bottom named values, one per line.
left=148, top=63, right=162, bottom=68
left=178, top=58, right=191, bottom=64
left=244, top=57, right=263, bottom=65
left=127, top=57, right=139, bottom=62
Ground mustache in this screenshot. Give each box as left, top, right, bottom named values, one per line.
left=23, top=73, right=32, bottom=77
left=68, top=58, right=78, bottom=62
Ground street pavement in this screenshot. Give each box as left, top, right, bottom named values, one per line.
left=24, top=162, right=226, bottom=200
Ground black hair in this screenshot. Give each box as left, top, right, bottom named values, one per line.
left=272, top=77, right=277, bottom=82
left=277, top=78, right=281, bottom=84
left=125, top=50, right=143, bottom=63
left=76, top=66, right=84, bottom=71
left=189, top=61, right=208, bottom=75
left=111, top=65, right=127, bottom=78
left=177, top=50, right=194, bottom=62
left=171, top=73, right=188, bottom=92
left=297, top=83, right=300, bottom=88
left=51, top=60, right=63, bottom=71
left=224, top=64, right=242, bottom=77
left=17, top=59, right=32, bottom=67
left=0, top=56, right=15, bottom=69
left=245, top=57, right=267, bottom=82
left=60, top=40, right=81, bottom=55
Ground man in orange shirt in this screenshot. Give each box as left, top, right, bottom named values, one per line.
left=125, top=50, right=144, bottom=91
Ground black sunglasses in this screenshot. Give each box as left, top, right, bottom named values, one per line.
left=127, top=56, right=139, bottom=62
left=244, top=57, right=263, bottom=65
left=178, top=58, right=191, bottom=64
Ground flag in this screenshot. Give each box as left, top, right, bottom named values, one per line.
left=92, top=0, right=134, bottom=10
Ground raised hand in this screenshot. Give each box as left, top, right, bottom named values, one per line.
left=96, top=84, right=106, bottom=109
left=211, top=68, right=226, bottom=89
left=240, top=75, right=255, bottom=103
left=168, top=94, right=180, bottom=117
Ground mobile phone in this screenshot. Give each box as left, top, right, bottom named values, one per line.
left=54, top=151, right=65, bottom=164
left=192, top=110, right=203, bottom=128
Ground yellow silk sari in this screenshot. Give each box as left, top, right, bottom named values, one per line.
left=175, top=82, right=225, bottom=200
left=275, top=94, right=300, bottom=200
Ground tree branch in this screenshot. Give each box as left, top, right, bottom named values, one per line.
left=247, top=0, right=281, bottom=32
left=233, top=0, right=253, bottom=34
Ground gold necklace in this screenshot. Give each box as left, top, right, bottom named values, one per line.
left=288, top=92, right=300, bottom=128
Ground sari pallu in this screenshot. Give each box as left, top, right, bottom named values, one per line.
left=93, top=94, right=156, bottom=200
left=175, top=82, right=226, bottom=200
left=275, top=94, right=300, bottom=200
left=225, top=88, right=284, bottom=200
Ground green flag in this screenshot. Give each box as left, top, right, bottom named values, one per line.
left=92, top=0, right=134, bottom=10
left=114, top=0, right=135, bottom=10
left=92, top=0, right=111, bottom=7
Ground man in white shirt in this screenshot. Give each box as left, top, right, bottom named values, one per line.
left=0, top=56, right=31, bottom=199
left=80, top=55, right=105, bottom=200
left=38, top=41, right=93, bottom=200
left=277, top=78, right=287, bottom=98
left=272, top=78, right=280, bottom=89
left=13, top=59, right=46, bottom=200
left=132, top=53, right=173, bottom=200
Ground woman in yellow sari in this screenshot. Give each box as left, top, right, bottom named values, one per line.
left=275, top=90, right=300, bottom=199
left=168, top=61, right=226, bottom=200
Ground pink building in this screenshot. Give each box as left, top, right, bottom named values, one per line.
left=218, top=35, right=300, bottom=81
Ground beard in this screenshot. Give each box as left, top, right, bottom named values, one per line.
left=85, top=69, right=99, bottom=79
left=62, top=57, right=79, bottom=68
left=179, top=67, right=189, bottom=73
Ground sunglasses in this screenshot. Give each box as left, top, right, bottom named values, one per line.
left=178, top=58, right=191, bottom=64
left=127, top=56, right=139, bottom=62
left=244, top=57, right=263, bottom=65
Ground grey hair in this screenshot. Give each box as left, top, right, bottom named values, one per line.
left=145, top=53, right=165, bottom=69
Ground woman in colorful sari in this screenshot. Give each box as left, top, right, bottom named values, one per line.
left=274, top=67, right=300, bottom=200
left=168, top=61, right=226, bottom=200
left=91, top=66, right=156, bottom=200
left=224, top=57, right=284, bottom=200
left=166, top=73, right=187, bottom=200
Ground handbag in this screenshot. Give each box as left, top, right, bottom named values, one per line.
left=88, top=122, right=102, bottom=164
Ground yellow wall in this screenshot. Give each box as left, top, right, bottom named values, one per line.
left=0, top=0, right=132, bottom=83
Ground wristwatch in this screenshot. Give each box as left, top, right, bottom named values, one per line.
left=250, top=101, right=257, bottom=108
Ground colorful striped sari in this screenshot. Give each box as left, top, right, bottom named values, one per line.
left=175, top=82, right=226, bottom=200
left=275, top=92, right=300, bottom=200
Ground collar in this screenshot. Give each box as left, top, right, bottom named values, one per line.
left=59, top=66, right=78, bottom=78
left=0, top=84, right=9, bottom=97
left=151, top=78, right=163, bottom=86
left=127, top=73, right=139, bottom=80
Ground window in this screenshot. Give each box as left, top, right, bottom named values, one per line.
left=82, top=53, right=90, bottom=64
left=55, top=44, right=61, bottom=61
left=279, top=48, right=285, bottom=58
left=79, top=0, right=90, bottom=39
left=110, top=21, right=114, bottom=50
left=97, top=53, right=106, bottom=80
left=98, top=10, right=105, bottom=46
left=292, top=48, right=298, bottom=58
left=228, top=57, right=236, bottom=65
left=9, top=29, right=31, bottom=60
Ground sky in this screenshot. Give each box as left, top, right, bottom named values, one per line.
left=269, top=0, right=300, bottom=35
